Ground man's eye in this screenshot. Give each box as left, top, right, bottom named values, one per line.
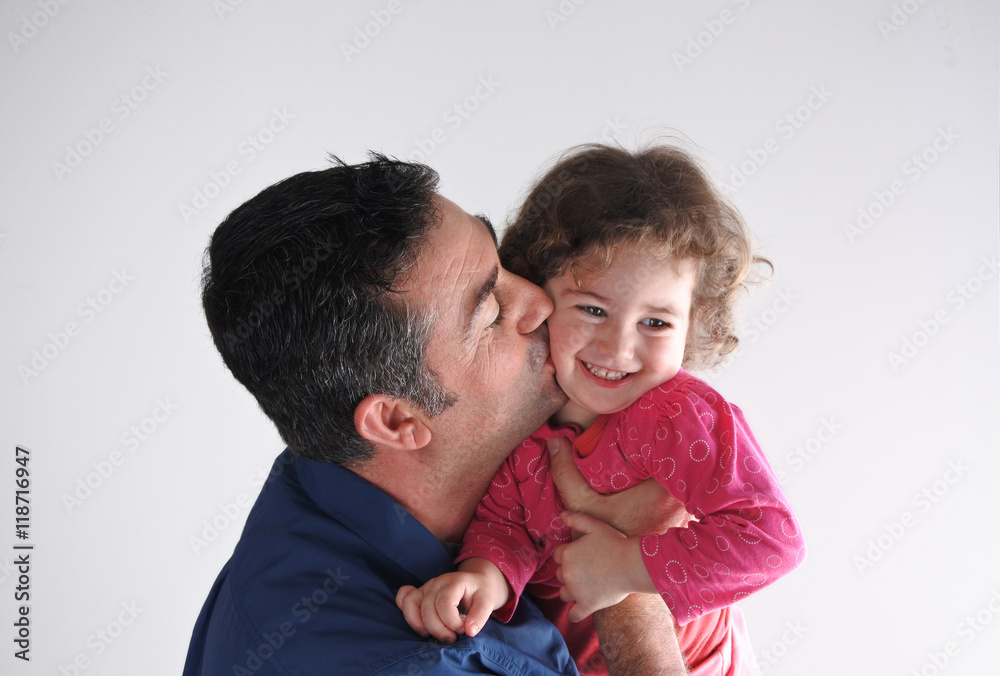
left=642, top=318, right=671, bottom=329
left=578, top=306, right=606, bottom=317
left=489, top=302, right=504, bottom=328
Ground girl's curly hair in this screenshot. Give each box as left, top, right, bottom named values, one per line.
left=500, top=143, right=771, bottom=371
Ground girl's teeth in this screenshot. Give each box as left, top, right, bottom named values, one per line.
left=583, top=361, right=630, bottom=381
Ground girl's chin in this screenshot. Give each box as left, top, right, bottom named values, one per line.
left=572, top=391, right=632, bottom=417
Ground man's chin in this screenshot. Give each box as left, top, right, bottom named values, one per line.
left=544, top=375, right=569, bottom=412
left=512, top=375, right=567, bottom=438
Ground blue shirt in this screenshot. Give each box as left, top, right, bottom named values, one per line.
left=183, top=450, right=580, bottom=675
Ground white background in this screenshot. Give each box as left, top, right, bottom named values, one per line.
left=1, top=1, right=998, bottom=674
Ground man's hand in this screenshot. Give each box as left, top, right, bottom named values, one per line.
left=553, top=511, right=656, bottom=622
left=547, top=437, right=691, bottom=674
left=546, top=437, right=693, bottom=537
left=395, top=558, right=509, bottom=643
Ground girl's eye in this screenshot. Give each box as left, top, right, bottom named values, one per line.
left=642, top=318, right=671, bottom=329
left=578, top=305, right=606, bottom=317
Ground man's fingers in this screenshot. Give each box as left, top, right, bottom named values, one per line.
left=548, top=438, right=593, bottom=513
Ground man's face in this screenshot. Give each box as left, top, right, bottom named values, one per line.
left=403, top=196, right=565, bottom=474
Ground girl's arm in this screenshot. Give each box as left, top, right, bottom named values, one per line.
left=635, top=386, right=806, bottom=624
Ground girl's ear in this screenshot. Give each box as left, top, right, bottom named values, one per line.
left=354, top=394, right=432, bottom=452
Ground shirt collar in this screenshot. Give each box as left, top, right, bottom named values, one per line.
left=291, top=451, right=456, bottom=583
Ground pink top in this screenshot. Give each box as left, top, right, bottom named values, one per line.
left=458, top=369, right=805, bottom=625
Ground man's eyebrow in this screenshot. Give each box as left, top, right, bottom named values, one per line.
left=474, top=213, right=498, bottom=246
left=467, top=264, right=499, bottom=340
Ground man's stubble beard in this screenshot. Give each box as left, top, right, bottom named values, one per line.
left=498, top=327, right=568, bottom=452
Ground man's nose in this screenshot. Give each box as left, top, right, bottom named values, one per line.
left=508, top=273, right=553, bottom=335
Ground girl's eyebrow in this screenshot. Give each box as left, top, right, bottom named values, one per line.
left=561, top=286, right=610, bottom=303
left=562, top=286, right=682, bottom=318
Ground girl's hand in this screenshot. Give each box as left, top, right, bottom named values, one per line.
left=395, top=558, right=509, bottom=643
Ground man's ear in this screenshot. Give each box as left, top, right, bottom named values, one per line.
left=354, top=394, right=432, bottom=452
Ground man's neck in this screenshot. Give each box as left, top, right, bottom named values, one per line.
left=351, top=458, right=495, bottom=543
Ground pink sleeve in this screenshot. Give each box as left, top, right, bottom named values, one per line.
left=632, top=385, right=806, bottom=624
left=455, top=440, right=543, bottom=622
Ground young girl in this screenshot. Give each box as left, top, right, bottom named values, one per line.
left=396, top=143, right=805, bottom=673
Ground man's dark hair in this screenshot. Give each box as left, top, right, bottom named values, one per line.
left=202, top=153, right=453, bottom=466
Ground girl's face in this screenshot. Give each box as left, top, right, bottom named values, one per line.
left=542, top=245, right=698, bottom=428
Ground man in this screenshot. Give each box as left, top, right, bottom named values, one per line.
left=183, top=154, right=687, bottom=675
